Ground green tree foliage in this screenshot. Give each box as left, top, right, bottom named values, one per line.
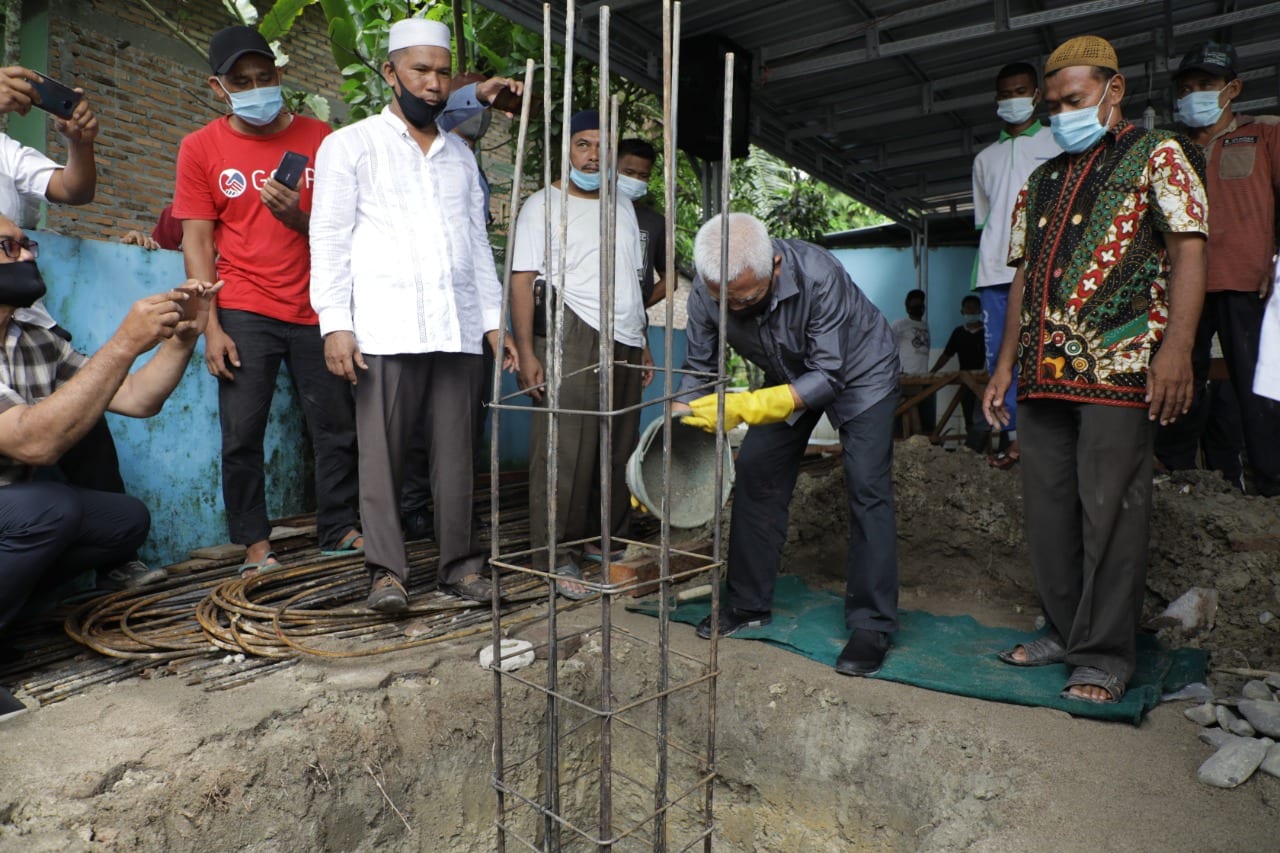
left=257, top=0, right=889, bottom=264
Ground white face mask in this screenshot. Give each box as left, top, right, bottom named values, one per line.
left=1175, top=89, right=1226, bottom=128
left=617, top=174, right=649, bottom=200
left=996, top=96, right=1036, bottom=125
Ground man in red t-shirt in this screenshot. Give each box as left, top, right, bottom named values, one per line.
left=173, top=26, right=361, bottom=574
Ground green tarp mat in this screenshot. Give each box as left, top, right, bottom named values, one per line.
left=630, top=576, right=1206, bottom=725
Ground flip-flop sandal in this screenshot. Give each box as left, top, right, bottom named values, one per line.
left=320, top=530, right=364, bottom=557
left=553, top=562, right=593, bottom=601
left=988, top=450, right=1020, bottom=470
left=1060, top=665, right=1125, bottom=704
left=238, top=551, right=281, bottom=579
left=997, top=633, right=1067, bottom=666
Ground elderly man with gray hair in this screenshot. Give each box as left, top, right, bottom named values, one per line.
left=673, top=213, right=901, bottom=676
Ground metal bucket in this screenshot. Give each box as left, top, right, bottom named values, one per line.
left=626, top=416, right=735, bottom=528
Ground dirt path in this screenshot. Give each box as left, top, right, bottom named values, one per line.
left=1, top=441, right=1276, bottom=850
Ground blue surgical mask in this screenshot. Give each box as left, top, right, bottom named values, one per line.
left=962, top=312, right=982, bottom=325
left=996, top=97, right=1036, bottom=125
left=1175, top=90, right=1225, bottom=128
left=570, top=167, right=601, bottom=192
left=617, top=174, right=648, bottom=200
left=221, top=83, right=284, bottom=127
left=1051, top=78, right=1115, bottom=154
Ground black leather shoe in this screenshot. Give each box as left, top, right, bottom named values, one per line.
left=835, top=628, right=890, bottom=677
left=440, top=573, right=495, bottom=603
left=695, top=608, right=771, bottom=639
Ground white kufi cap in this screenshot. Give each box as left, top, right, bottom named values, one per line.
left=388, top=18, right=451, bottom=52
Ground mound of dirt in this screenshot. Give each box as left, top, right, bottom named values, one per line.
left=781, top=439, right=1280, bottom=674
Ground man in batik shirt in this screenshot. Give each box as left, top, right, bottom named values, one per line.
left=983, top=36, right=1208, bottom=705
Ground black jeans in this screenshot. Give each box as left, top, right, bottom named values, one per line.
left=1155, top=291, right=1280, bottom=494
left=0, top=482, right=149, bottom=635
left=728, top=393, right=899, bottom=632
left=216, top=310, right=360, bottom=549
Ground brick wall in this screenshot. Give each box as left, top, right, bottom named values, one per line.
left=40, top=0, right=344, bottom=239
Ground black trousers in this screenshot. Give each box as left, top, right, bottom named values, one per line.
left=1019, top=400, right=1153, bottom=683
left=728, top=393, right=899, bottom=632
left=355, top=353, right=485, bottom=586
left=1155, top=291, right=1280, bottom=494
left=216, top=310, right=360, bottom=550
left=55, top=416, right=139, bottom=563
left=0, top=482, right=149, bottom=635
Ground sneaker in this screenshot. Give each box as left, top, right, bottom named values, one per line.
left=367, top=573, right=409, bottom=613
left=401, top=509, right=434, bottom=542
left=100, top=560, right=168, bottom=590
left=835, top=628, right=891, bottom=677
left=695, top=608, right=771, bottom=639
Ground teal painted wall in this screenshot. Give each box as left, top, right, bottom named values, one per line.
left=832, top=245, right=981, bottom=432
left=35, top=231, right=311, bottom=566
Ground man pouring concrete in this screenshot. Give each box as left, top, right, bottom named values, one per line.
left=673, top=213, right=901, bottom=676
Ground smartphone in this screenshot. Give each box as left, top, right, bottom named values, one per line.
left=30, top=73, right=82, bottom=120
left=490, top=86, right=522, bottom=113
left=274, top=151, right=308, bottom=190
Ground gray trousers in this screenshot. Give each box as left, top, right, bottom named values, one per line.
left=355, top=353, right=485, bottom=586
left=529, top=308, right=643, bottom=570
left=728, top=393, right=899, bottom=632
left=1018, top=400, right=1154, bottom=683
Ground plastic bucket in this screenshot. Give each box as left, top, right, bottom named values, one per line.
left=626, top=416, right=735, bottom=528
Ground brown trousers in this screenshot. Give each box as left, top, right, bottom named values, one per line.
left=529, top=308, right=643, bottom=570
left=356, top=353, right=485, bottom=586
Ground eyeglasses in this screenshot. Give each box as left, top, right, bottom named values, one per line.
left=0, top=237, right=38, bottom=260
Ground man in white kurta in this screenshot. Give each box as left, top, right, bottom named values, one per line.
left=310, top=18, right=517, bottom=611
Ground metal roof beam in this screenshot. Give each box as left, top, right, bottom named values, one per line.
left=766, top=0, right=1159, bottom=82
left=760, top=0, right=988, bottom=63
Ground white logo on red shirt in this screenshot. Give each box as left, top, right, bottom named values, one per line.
left=219, top=169, right=247, bottom=198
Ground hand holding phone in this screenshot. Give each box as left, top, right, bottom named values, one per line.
left=30, top=73, right=82, bottom=120
left=273, top=151, right=308, bottom=191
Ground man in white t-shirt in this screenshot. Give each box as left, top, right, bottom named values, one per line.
left=889, top=288, right=933, bottom=432
left=511, top=109, right=648, bottom=597
left=972, top=61, right=1061, bottom=467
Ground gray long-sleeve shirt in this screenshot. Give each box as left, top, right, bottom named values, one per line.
left=677, top=239, right=900, bottom=425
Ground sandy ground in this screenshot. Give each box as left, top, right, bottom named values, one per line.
left=0, top=441, right=1277, bottom=850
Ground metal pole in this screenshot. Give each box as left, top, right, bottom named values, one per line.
left=545, top=2, right=572, bottom=847
left=596, top=11, right=615, bottom=848
left=491, top=57, right=537, bottom=853
left=654, top=4, right=680, bottom=847
left=707, top=48, right=736, bottom=853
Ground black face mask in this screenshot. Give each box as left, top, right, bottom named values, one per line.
left=729, top=291, right=772, bottom=320
left=0, top=261, right=47, bottom=308
left=393, top=72, right=446, bottom=129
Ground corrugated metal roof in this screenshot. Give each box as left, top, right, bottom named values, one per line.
left=475, top=0, right=1280, bottom=227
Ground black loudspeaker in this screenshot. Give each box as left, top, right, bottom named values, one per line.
left=677, top=34, right=751, bottom=161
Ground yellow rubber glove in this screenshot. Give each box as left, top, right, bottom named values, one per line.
left=681, top=385, right=796, bottom=432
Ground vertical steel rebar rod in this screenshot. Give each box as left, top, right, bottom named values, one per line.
left=655, top=4, right=681, bottom=849
left=545, top=2, right=573, bottom=847
left=706, top=49, right=736, bottom=853
left=595, top=10, right=616, bottom=848
left=492, top=57, right=538, bottom=853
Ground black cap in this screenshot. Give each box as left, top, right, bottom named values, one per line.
left=208, top=25, right=275, bottom=75
left=1176, top=41, right=1238, bottom=81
